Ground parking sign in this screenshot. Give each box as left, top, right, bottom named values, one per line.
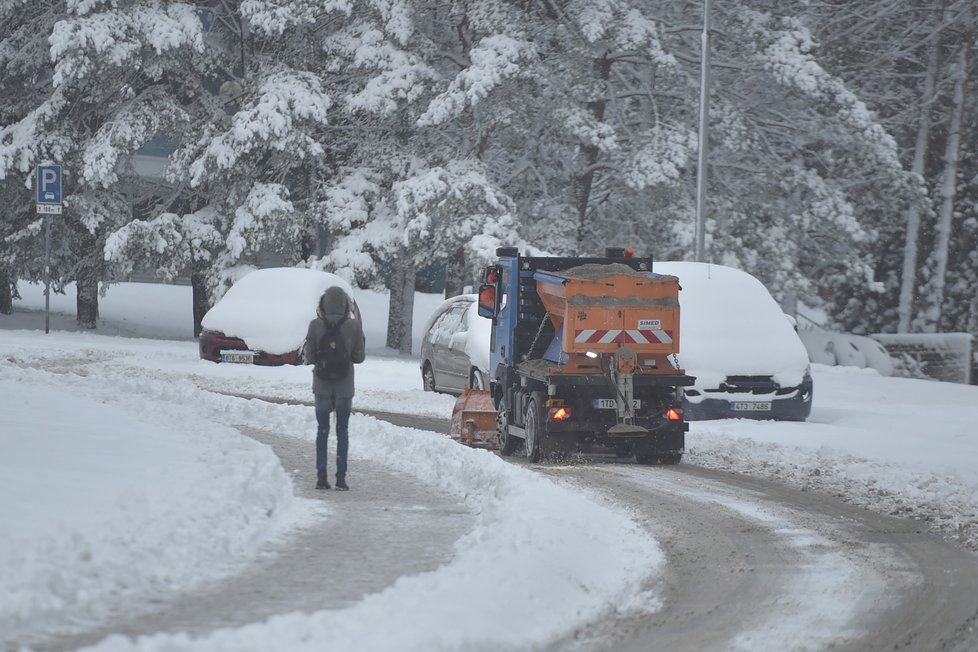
left=36, top=164, right=62, bottom=214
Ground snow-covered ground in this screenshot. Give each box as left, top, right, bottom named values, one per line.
left=4, top=281, right=978, bottom=651
left=3, top=283, right=660, bottom=652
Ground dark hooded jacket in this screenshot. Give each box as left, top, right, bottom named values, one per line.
left=304, top=286, right=366, bottom=398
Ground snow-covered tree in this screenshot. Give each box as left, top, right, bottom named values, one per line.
left=0, top=1, right=64, bottom=317
left=1, top=0, right=205, bottom=327
left=310, top=1, right=517, bottom=352
left=802, top=0, right=977, bottom=334
left=707, top=8, right=919, bottom=320
left=7, top=0, right=975, bottom=345
left=87, top=0, right=357, bottom=334
left=919, top=1, right=974, bottom=331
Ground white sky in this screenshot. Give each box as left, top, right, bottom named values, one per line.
left=4, top=281, right=978, bottom=651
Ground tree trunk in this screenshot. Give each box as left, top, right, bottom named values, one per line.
left=299, top=165, right=318, bottom=262
left=76, top=276, right=99, bottom=329
left=386, top=253, right=415, bottom=354
left=191, top=271, right=210, bottom=337
left=387, top=259, right=406, bottom=350
left=0, top=267, right=12, bottom=315
left=399, top=265, right=415, bottom=355
left=573, top=56, right=611, bottom=250
left=925, top=4, right=972, bottom=331
left=444, top=246, right=466, bottom=298
left=75, top=230, right=100, bottom=329
left=898, top=20, right=941, bottom=333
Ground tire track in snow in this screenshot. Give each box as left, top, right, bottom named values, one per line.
left=538, top=463, right=978, bottom=652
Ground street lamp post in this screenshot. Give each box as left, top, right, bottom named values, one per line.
left=695, top=0, right=712, bottom=263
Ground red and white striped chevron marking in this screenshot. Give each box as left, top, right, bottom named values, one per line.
left=574, top=329, right=673, bottom=344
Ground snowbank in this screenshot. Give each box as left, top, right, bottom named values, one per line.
left=8, top=279, right=978, bottom=650
left=0, top=364, right=308, bottom=644
left=81, top=403, right=663, bottom=652
left=687, top=364, right=978, bottom=549
left=1, top=330, right=664, bottom=651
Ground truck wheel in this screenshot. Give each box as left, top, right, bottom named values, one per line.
left=634, top=442, right=657, bottom=465
left=497, top=407, right=518, bottom=456
left=659, top=453, right=683, bottom=465
left=524, top=393, right=545, bottom=463
left=635, top=450, right=657, bottom=465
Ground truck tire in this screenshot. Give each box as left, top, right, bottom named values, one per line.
left=524, top=393, right=546, bottom=463
left=497, top=406, right=518, bottom=456
left=634, top=442, right=658, bottom=465
left=635, top=450, right=656, bottom=465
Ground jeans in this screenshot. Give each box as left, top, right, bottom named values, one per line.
left=315, top=393, right=352, bottom=479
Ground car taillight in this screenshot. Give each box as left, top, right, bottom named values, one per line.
left=664, top=407, right=683, bottom=421
left=549, top=406, right=572, bottom=421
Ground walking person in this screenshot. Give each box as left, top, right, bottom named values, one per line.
left=305, top=286, right=365, bottom=491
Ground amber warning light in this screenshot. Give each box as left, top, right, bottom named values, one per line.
left=664, top=407, right=683, bottom=421
left=549, top=406, right=572, bottom=422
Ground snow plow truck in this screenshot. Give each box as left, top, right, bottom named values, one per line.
left=467, top=246, right=694, bottom=464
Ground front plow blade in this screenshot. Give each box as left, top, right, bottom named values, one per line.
left=450, top=387, right=498, bottom=449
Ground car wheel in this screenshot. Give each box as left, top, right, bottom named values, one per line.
left=422, top=362, right=436, bottom=392
left=524, top=392, right=545, bottom=463
left=469, top=368, right=486, bottom=391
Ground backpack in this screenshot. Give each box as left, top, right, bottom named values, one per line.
left=314, top=317, right=350, bottom=382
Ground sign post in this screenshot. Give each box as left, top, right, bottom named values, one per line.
left=36, top=164, right=62, bottom=334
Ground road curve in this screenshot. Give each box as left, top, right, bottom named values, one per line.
left=34, top=389, right=977, bottom=652
left=534, top=461, right=978, bottom=652
left=367, top=407, right=978, bottom=652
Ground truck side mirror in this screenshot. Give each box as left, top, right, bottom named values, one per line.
left=477, top=284, right=497, bottom=318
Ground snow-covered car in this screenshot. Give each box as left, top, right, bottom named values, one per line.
left=420, top=294, right=491, bottom=395
left=797, top=325, right=895, bottom=376
left=654, top=262, right=813, bottom=421
left=199, top=267, right=359, bottom=365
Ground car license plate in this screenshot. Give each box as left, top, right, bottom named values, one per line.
left=731, top=401, right=772, bottom=411
left=593, top=399, right=642, bottom=409
left=220, top=350, right=255, bottom=364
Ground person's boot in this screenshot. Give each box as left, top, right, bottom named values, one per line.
left=316, top=474, right=330, bottom=490
left=335, top=476, right=349, bottom=491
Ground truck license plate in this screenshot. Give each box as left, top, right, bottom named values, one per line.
left=593, top=399, right=641, bottom=409
left=731, top=401, right=771, bottom=411
left=221, top=350, right=255, bottom=364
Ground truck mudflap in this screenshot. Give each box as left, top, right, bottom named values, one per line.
left=542, top=414, right=688, bottom=436
left=539, top=419, right=685, bottom=464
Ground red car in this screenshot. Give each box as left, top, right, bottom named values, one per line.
left=199, top=267, right=360, bottom=365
